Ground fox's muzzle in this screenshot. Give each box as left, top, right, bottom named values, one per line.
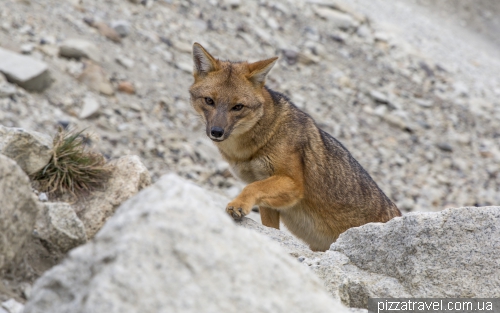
left=210, top=127, right=224, bottom=139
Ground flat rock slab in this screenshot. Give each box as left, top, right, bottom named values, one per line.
left=0, top=47, right=52, bottom=92
left=0, top=125, right=53, bottom=175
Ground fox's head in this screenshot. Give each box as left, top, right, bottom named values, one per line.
left=189, top=43, right=277, bottom=142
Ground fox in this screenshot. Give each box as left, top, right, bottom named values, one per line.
left=189, top=42, right=402, bottom=251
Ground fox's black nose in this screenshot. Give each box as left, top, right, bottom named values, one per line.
left=210, top=127, right=224, bottom=138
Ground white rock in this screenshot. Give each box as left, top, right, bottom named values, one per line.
left=38, top=193, right=48, bottom=202
left=74, top=155, right=151, bottom=238
left=331, top=206, right=500, bottom=298
left=0, top=125, right=53, bottom=175
left=24, top=174, right=349, bottom=313
left=59, top=39, right=101, bottom=62
left=0, top=47, right=52, bottom=92
left=1, top=299, right=24, bottom=313
left=0, top=83, right=16, bottom=98
left=34, top=202, right=87, bottom=253
left=111, top=20, right=130, bottom=37
left=314, top=7, right=359, bottom=30
left=20, top=43, right=35, bottom=54
left=0, top=154, right=40, bottom=271
left=115, top=55, right=135, bottom=69
left=238, top=206, right=500, bottom=308
left=79, top=96, right=100, bottom=119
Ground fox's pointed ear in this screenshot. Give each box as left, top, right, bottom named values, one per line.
left=247, top=57, right=278, bottom=85
left=192, top=42, right=218, bottom=76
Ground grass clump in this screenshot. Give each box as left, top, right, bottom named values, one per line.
left=31, top=127, right=111, bottom=199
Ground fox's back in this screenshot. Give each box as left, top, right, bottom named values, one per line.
left=259, top=90, right=401, bottom=249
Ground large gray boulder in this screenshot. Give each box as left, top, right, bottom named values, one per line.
left=0, top=154, right=40, bottom=271
left=24, top=174, right=347, bottom=313
left=238, top=207, right=500, bottom=308
left=0, top=126, right=53, bottom=175
left=330, top=207, right=500, bottom=298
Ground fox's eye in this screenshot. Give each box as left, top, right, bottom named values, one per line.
left=232, top=104, right=244, bottom=111
left=205, top=97, right=215, bottom=106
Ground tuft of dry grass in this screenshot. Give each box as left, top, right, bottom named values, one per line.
left=31, top=127, right=111, bottom=200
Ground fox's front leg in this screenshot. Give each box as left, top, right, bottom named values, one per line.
left=226, top=175, right=303, bottom=220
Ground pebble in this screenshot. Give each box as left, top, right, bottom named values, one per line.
left=59, top=39, right=101, bottom=62
left=369, top=90, right=389, bottom=103
left=0, top=47, right=52, bottom=92
left=39, top=192, right=49, bottom=202
left=314, top=7, right=359, bottom=30
left=78, top=62, right=114, bottom=96
left=118, top=81, right=136, bottom=94
left=20, top=43, right=34, bottom=54
left=111, top=20, right=131, bottom=37
left=79, top=96, right=101, bottom=119
left=282, top=49, right=299, bottom=65
left=1, top=299, right=24, bottom=313
left=115, top=55, right=135, bottom=69
left=0, top=84, right=16, bottom=98
left=298, top=51, right=320, bottom=65
left=436, top=142, right=453, bottom=152
left=90, top=21, right=122, bottom=43
left=415, top=98, right=433, bottom=108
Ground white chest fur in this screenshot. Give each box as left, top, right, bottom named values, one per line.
left=228, top=157, right=272, bottom=184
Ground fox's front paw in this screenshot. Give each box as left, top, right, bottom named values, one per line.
left=226, top=200, right=252, bottom=220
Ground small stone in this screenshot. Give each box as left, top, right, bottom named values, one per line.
left=118, top=81, right=135, bottom=94
left=79, top=96, right=100, bottom=119
left=40, top=35, right=56, bottom=45
left=177, top=62, right=192, bottom=73
left=0, top=47, right=52, bottom=92
left=369, top=90, right=389, bottom=103
left=78, top=62, right=114, bottom=96
left=314, top=7, right=359, bottom=30
left=111, top=20, right=131, bottom=37
left=415, top=98, right=433, bottom=107
left=20, top=43, right=35, bottom=54
left=59, top=39, right=101, bottom=62
left=282, top=49, right=299, bottom=65
left=34, top=202, right=87, bottom=253
left=398, top=198, right=415, bottom=211
left=0, top=84, right=16, bottom=98
left=115, top=55, right=135, bottom=69
left=0, top=126, right=53, bottom=175
left=172, top=41, right=192, bottom=53
left=298, top=51, right=320, bottom=65
left=453, top=81, right=469, bottom=97
left=225, top=0, right=241, bottom=9
left=91, top=21, right=122, bottom=43
left=38, top=193, right=48, bottom=202
left=1, top=299, right=24, bottom=313
left=436, top=142, right=453, bottom=152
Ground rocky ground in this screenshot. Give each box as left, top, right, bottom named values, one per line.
left=0, top=0, right=500, bottom=310
left=1, top=0, right=499, bottom=214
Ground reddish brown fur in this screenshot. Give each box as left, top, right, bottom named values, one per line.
left=189, top=43, right=401, bottom=251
